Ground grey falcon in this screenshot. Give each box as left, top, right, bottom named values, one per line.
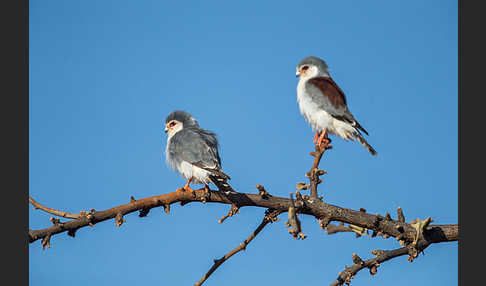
left=296, top=56, right=377, bottom=156
left=164, top=110, right=235, bottom=193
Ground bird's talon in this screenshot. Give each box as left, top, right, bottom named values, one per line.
left=183, top=186, right=195, bottom=193
left=315, top=130, right=330, bottom=149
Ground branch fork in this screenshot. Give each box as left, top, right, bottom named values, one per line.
left=218, top=204, right=240, bottom=223
left=194, top=209, right=282, bottom=286
left=30, top=176, right=457, bottom=286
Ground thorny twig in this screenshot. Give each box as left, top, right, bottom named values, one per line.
left=330, top=208, right=441, bottom=285
left=326, top=222, right=369, bottom=238
left=397, top=206, right=405, bottom=222
left=29, top=197, right=82, bottom=219
left=29, top=190, right=458, bottom=247
left=29, top=182, right=458, bottom=285
left=326, top=208, right=370, bottom=238
left=194, top=209, right=282, bottom=286
left=306, top=140, right=332, bottom=199
left=218, top=204, right=240, bottom=223
left=286, top=193, right=306, bottom=240
left=29, top=135, right=458, bottom=286
left=330, top=239, right=431, bottom=286
left=255, top=184, right=271, bottom=199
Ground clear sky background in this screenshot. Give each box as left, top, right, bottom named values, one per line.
left=29, top=1, right=457, bottom=285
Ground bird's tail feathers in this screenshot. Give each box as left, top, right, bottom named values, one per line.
left=210, top=168, right=231, bottom=181
left=209, top=174, right=237, bottom=194
left=193, top=162, right=236, bottom=194
left=353, top=121, right=369, bottom=136
left=354, top=132, right=377, bottom=157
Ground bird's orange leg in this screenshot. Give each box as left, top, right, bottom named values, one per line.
left=313, top=131, right=320, bottom=145
left=316, top=129, right=330, bottom=147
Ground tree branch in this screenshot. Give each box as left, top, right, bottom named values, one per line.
left=217, top=204, right=240, bottom=223
left=326, top=222, right=369, bottom=238
left=29, top=140, right=458, bottom=285
left=306, top=141, right=332, bottom=199
left=29, top=196, right=82, bottom=219
left=194, top=209, right=282, bottom=286
left=29, top=189, right=457, bottom=248
left=330, top=239, right=433, bottom=286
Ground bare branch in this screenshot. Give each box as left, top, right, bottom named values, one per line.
left=194, top=209, right=282, bottom=286
left=255, top=184, right=270, bottom=199
left=330, top=239, right=432, bottom=286
left=218, top=204, right=239, bottom=223
left=306, top=141, right=332, bottom=199
left=326, top=222, right=356, bottom=235
left=28, top=189, right=458, bottom=248
left=115, top=212, right=126, bottom=227
left=29, top=196, right=82, bottom=219
left=286, top=193, right=306, bottom=240
left=326, top=222, right=369, bottom=238
left=29, top=135, right=459, bottom=286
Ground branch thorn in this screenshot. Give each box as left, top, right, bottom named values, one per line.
left=115, top=212, right=126, bottom=227
left=139, top=208, right=150, bottom=217
left=397, top=206, right=405, bottom=222
left=163, top=204, right=170, bottom=214
left=41, top=234, right=51, bottom=250
left=255, top=184, right=270, bottom=199
left=218, top=204, right=239, bottom=223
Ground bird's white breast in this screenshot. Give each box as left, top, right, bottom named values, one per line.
left=177, top=161, right=211, bottom=185
left=297, top=79, right=358, bottom=140
left=297, top=79, right=333, bottom=132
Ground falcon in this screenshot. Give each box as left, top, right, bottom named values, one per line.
left=164, top=110, right=235, bottom=193
left=296, top=56, right=377, bottom=156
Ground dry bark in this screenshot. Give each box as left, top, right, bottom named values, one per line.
left=29, top=141, right=458, bottom=285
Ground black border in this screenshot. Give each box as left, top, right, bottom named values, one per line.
left=1, top=0, right=28, bottom=284
left=459, top=0, right=482, bottom=285
left=17, top=0, right=471, bottom=285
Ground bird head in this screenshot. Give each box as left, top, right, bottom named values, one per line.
left=164, top=119, right=183, bottom=137
left=296, top=56, right=329, bottom=79
left=164, top=110, right=199, bottom=137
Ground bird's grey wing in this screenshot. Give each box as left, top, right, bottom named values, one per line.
left=170, top=127, right=234, bottom=192
left=306, top=77, right=369, bottom=135
left=168, top=128, right=225, bottom=174
left=190, top=128, right=231, bottom=180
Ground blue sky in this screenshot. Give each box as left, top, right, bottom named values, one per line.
left=29, top=1, right=457, bottom=285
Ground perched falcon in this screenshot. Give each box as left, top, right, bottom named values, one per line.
left=164, top=110, right=235, bottom=193
left=296, top=56, right=377, bottom=156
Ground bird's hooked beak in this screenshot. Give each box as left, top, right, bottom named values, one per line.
left=296, top=68, right=301, bottom=78
left=164, top=126, right=169, bottom=133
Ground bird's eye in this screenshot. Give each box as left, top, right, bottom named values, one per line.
left=169, top=121, right=176, bottom=127
left=301, top=66, right=309, bottom=71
